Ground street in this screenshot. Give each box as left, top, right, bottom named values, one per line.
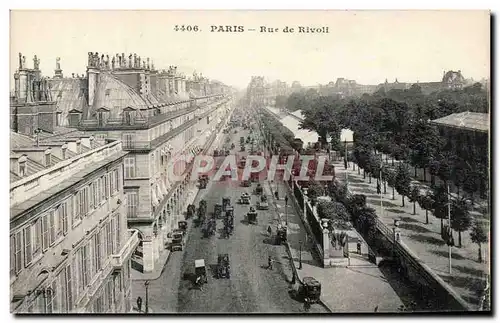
left=132, top=126, right=328, bottom=313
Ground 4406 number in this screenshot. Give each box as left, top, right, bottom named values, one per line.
left=174, top=25, right=200, bottom=32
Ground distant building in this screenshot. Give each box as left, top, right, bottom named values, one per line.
left=377, top=70, right=468, bottom=95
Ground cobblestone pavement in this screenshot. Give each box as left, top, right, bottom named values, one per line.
left=132, top=127, right=328, bottom=313
left=333, top=159, right=489, bottom=309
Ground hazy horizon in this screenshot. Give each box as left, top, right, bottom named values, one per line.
left=10, top=10, right=490, bottom=89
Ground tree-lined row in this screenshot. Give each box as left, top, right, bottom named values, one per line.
left=290, top=83, right=489, bottom=258
left=295, top=83, right=489, bottom=200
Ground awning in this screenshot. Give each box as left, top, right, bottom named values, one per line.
left=160, top=177, right=168, bottom=196
left=152, top=186, right=160, bottom=207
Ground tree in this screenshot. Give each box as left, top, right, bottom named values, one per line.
left=356, top=206, right=377, bottom=240
left=417, top=193, right=434, bottom=224
left=428, top=158, right=440, bottom=187
left=450, top=198, right=472, bottom=248
left=318, top=200, right=351, bottom=229
left=385, top=168, right=397, bottom=200
left=395, top=163, right=412, bottom=207
left=408, top=185, right=421, bottom=215
left=307, top=180, right=324, bottom=205
left=470, top=222, right=488, bottom=263
left=430, top=184, right=449, bottom=231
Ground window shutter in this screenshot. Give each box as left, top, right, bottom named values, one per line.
left=89, top=183, right=94, bottom=209
left=61, top=202, right=68, bottom=235
left=42, top=214, right=49, bottom=250
left=110, top=218, right=116, bottom=254
left=115, top=215, right=121, bottom=253
left=58, top=270, right=67, bottom=313
left=106, top=222, right=112, bottom=256
left=24, top=226, right=32, bottom=266
left=15, top=231, right=22, bottom=274
left=10, top=235, right=15, bottom=277
left=49, top=211, right=56, bottom=245
left=66, top=264, right=73, bottom=311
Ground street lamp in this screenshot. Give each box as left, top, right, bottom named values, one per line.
left=144, top=281, right=150, bottom=314
left=299, top=240, right=303, bottom=269
left=285, top=195, right=289, bottom=225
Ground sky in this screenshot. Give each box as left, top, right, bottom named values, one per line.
left=10, top=10, right=490, bottom=89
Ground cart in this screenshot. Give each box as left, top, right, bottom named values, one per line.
left=247, top=208, right=258, bottom=224
left=214, top=204, right=222, bottom=218
left=300, top=277, right=322, bottom=304
left=255, top=184, right=263, bottom=195
left=239, top=193, right=251, bottom=205
left=171, top=232, right=183, bottom=251
left=225, top=205, right=234, bottom=219
left=222, top=197, right=231, bottom=211
left=217, top=254, right=231, bottom=279
left=178, top=221, right=188, bottom=235
left=195, top=259, right=208, bottom=284
left=186, top=204, right=196, bottom=219
left=199, top=175, right=208, bottom=189
left=276, top=223, right=287, bottom=245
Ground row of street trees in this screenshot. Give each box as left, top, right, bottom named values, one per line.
left=288, top=83, right=489, bottom=261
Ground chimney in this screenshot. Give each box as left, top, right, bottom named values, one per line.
left=61, top=143, right=68, bottom=159
left=44, top=148, right=52, bottom=167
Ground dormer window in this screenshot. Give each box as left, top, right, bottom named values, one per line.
left=44, top=148, right=52, bottom=167
left=96, top=107, right=110, bottom=126
left=68, top=109, right=82, bottom=127
left=18, top=155, right=27, bottom=177
left=122, top=107, right=135, bottom=125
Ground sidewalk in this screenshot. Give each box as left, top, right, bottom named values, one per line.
left=269, top=180, right=403, bottom=313
left=332, top=159, right=489, bottom=309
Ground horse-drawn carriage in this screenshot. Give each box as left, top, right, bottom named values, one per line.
left=217, top=254, right=231, bottom=279
left=186, top=204, right=196, bottom=219
left=255, top=184, right=263, bottom=195
left=276, top=223, right=287, bottom=245
left=196, top=200, right=207, bottom=225
left=238, top=193, right=251, bottom=205
left=202, top=218, right=216, bottom=238
left=199, top=175, right=208, bottom=189
left=257, top=194, right=269, bottom=210
left=246, top=206, right=258, bottom=224
left=214, top=204, right=222, bottom=219
left=195, top=259, right=208, bottom=284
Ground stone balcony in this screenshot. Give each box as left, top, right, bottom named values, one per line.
left=111, top=229, right=140, bottom=270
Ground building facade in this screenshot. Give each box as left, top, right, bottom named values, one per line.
left=10, top=52, right=234, bottom=313
left=10, top=130, right=138, bottom=313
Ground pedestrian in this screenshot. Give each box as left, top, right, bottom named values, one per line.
left=136, top=296, right=143, bottom=312
left=374, top=306, right=379, bottom=312
left=377, top=182, right=381, bottom=194
left=195, top=276, right=203, bottom=291
left=268, top=256, right=274, bottom=270
left=267, top=225, right=272, bottom=236
left=304, top=297, right=311, bottom=312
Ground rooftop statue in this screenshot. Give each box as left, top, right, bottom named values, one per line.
left=56, top=57, right=61, bottom=70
